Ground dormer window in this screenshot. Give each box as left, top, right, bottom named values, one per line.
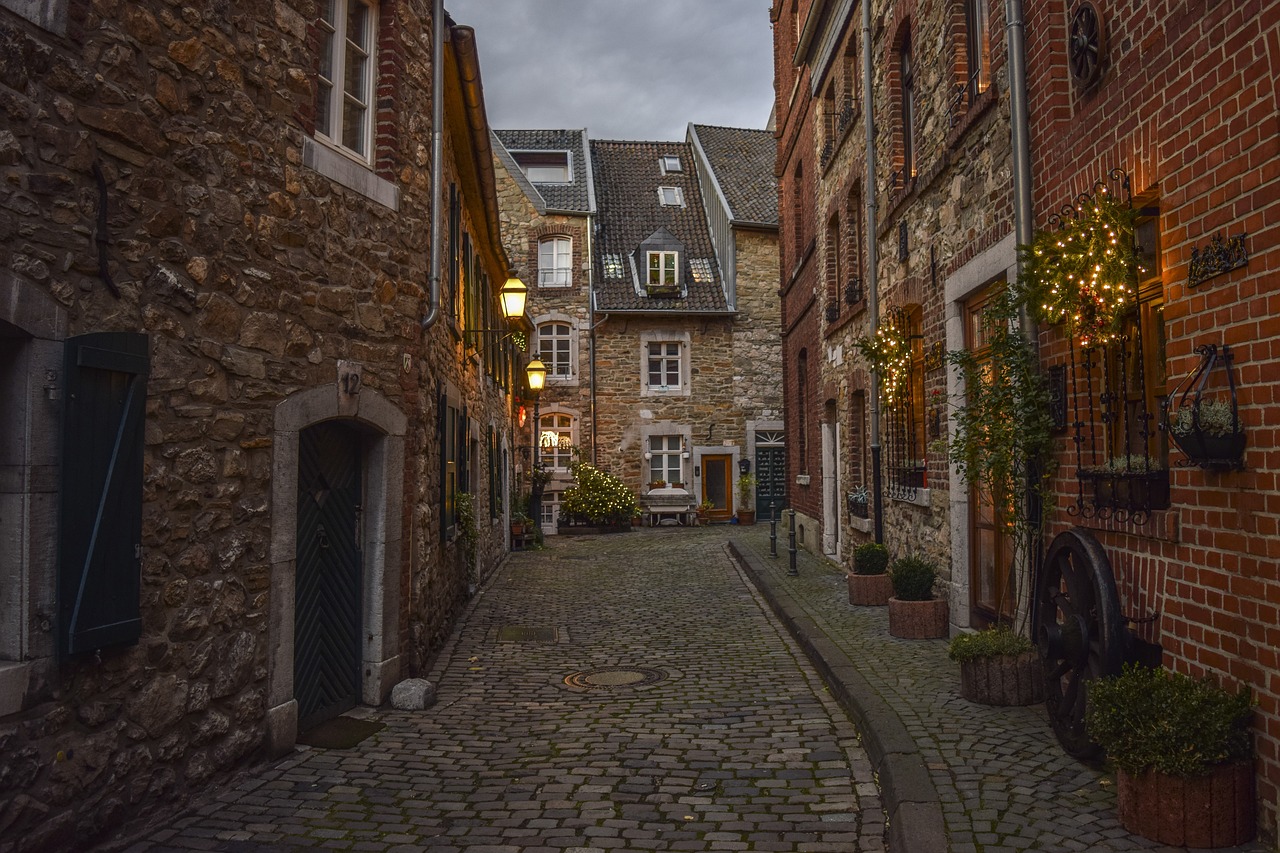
left=512, top=150, right=570, bottom=183
left=660, top=155, right=682, bottom=173
left=648, top=251, right=678, bottom=289
left=658, top=186, right=684, bottom=206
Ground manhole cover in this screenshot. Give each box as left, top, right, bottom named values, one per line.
left=563, top=666, right=668, bottom=690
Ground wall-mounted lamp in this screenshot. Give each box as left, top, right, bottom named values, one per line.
left=739, top=458, right=751, bottom=475
left=643, top=451, right=652, bottom=460
left=525, top=357, right=547, bottom=394
left=464, top=275, right=529, bottom=345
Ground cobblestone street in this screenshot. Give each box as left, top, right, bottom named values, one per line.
left=112, top=528, right=883, bottom=852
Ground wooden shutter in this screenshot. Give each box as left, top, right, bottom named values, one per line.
left=59, top=332, right=149, bottom=656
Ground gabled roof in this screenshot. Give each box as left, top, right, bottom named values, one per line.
left=689, top=124, right=778, bottom=228
left=492, top=129, right=594, bottom=215
left=590, top=139, right=729, bottom=314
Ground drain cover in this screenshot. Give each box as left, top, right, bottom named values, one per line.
left=497, top=626, right=561, bottom=642
left=563, top=666, right=668, bottom=690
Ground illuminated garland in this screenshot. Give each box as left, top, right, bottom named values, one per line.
left=559, top=462, right=640, bottom=525
left=1020, top=187, right=1142, bottom=347
left=854, top=309, right=911, bottom=404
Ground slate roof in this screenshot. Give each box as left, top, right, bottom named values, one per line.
left=690, top=124, right=778, bottom=227
left=590, top=139, right=731, bottom=313
left=492, top=129, right=593, bottom=215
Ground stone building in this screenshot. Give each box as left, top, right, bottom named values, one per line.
left=490, top=129, right=595, bottom=532
left=588, top=128, right=782, bottom=520
left=0, top=1, right=521, bottom=848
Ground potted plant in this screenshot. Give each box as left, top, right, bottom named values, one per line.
left=948, top=625, right=1044, bottom=706
left=1168, top=397, right=1246, bottom=469
left=847, top=542, right=891, bottom=606
left=1085, top=664, right=1255, bottom=847
left=649, top=479, right=667, bottom=490
left=558, top=462, right=640, bottom=533
left=887, top=555, right=948, bottom=639
left=1079, top=455, right=1170, bottom=511
left=736, top=473, right=757, bottom=525
left=846, top=485, right=870, bottom=519
left=696, top=499, right=714, bottom=524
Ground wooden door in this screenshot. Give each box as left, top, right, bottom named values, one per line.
left=701, top=455, right=733, bottom=521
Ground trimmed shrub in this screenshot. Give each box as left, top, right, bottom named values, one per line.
left=558, top=463, right=640, bottom=526
left=948, top=625, right=1033, bottom=663
left=852, top=542, right=889, bottom=575
left=889, top=555, right=937, bottom=601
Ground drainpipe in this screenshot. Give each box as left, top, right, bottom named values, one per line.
left=862, top=0, right=883, bottom=545
left=587, top=215, right=598, bottom=466
left=421, top=0, right=445, bottom=330
left=1006, top=0, right=1043, bottom=625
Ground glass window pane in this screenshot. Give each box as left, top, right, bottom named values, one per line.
left=347, top=1, right=368, bottom=49
left=342, top=99, right=366, bottom=154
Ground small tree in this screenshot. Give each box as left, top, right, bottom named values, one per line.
left=559, top=463, right=639, bottom=526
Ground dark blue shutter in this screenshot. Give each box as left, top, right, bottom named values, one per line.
left=59, top=332, right=149, bottom=656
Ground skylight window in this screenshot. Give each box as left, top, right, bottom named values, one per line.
left=602, top=254, right=625, bottom=279
left=660, top=155, right=682, bottom=173
left=511, top=150, right=570, bottom=183
left=689, top=258, right=714, bottom=283
left=658, top=186, right=684, bottom=207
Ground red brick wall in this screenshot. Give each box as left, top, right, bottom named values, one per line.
left=1026, top=0, right=1280, bottom=838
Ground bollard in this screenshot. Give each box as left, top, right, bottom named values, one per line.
left=787, top=509, right=798, bottom=576
left=769, top=500, right=778, bottom=558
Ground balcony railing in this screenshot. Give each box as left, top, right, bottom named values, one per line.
left=539, top=268, right=572, bottom=287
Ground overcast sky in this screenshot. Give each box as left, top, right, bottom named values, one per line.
left=447, top=1, right=776, bottom=141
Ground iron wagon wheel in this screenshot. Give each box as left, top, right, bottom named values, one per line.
left=1034, top=527, right=1126, bottom=760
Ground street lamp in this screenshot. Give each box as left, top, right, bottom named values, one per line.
left=499, top=274, right=528, bottom=320
left=525, top=357, right=548, bottom=530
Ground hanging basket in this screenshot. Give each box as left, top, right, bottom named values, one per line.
left=1164, top=344, right=1245, bottom=471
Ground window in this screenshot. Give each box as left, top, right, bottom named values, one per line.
left=660, top=155, right=682, bottom=173
left=537, top=321, right=575, bottom=380
left=791, top=162, right=805, bottom=261
left=539, top=236, right=572, bottom=287
left=797, top=349, right=808, bottom=474
left=539, top=412, right=575, bottom=470
left=825, top=214, right=842, bottom=320
left=512, top=151, right=570, bottom=183
left=650, top=435, right=683, bottom=485
left=900, top=31, right=916, bottom=180
left=647, top=342, right=682, bottom=390
left=658, top=186, right=684, bottom=206
left=602, top=254, right=624, bottom=279
left=316, top=0, right=376, bottom=159
left=647, top=251, right=678, bottom=288
left=965, top=0, right=991, bottom=104
left=884, top=306, right=926, bottom=498
left=689, top=258, right=714, bottom=283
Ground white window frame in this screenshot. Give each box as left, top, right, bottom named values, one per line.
left=538, top=236, right=573, bottom=287
left=658, top=186, right=684, bottom=206
left=649, top=435, right=685, bottom=486
left=660, top=155, right=682, bottom=173
left=316, top=0, right=377, bottom=162
left=512, top=150, right=571, bottom=183
left=538, top=410, right=577, bottom=471
left=536, top=316, right=578, bottom=384
left=647, top=251, right=679, bottom=287
left=640, top=331, right=691, bottom=397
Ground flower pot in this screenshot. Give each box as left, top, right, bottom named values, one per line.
left=958, top=650, right=1045, bottom=706
left=888, top=597, right=949, bottom=639
left=736, top=509, right=756, bottom=526
left=1116, top=761, right=1255, bottom=848
left=1171, top=430, right=1246, bottom=470
left=847, top=572, right=893, bottom=606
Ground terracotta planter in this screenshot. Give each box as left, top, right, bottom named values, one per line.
left=958, top=651, right=1045, bottom=706
left=887, top=597, right=949, bottom=639
left=736, top=509, right=756, bottom=526
left=847, top=572, right=893, bottom=606
left=1116, top=761, right=1255, bottom=848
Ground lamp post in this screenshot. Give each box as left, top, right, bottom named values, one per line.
left=525, top=356, right=547, bottom=530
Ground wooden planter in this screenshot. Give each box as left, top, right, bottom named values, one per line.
left=736, top=509, right=756, bottom=526
left=1116, top=761, right=1255, bottom=848
left=888, top=597, right=949, bottom=639
left=847, top=572, right=893, bottom=606
left=958, top=651, right=1045, bottom=705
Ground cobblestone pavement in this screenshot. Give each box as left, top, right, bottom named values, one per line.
left=729, top=524, right=1269, bottom=853
left=115, top=528, right=884, bottom=852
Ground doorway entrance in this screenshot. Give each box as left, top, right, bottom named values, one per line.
left=295, top=421, right=363, bottom=731
left=700, top=454, right=733, bottom=521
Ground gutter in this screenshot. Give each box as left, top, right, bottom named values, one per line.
left=421, top=0, right=445, bottom=330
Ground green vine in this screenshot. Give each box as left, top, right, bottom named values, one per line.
left=455, top=491, right=479, bottom=569
left=853, top=308, right=911, bottom=405
left=1021, top=187, right=1141, bottom=347
left=946, top=283, right=1054, bottom=627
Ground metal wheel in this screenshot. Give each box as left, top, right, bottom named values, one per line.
left=1035, top=528, right=1125, bottom=759
left=1068, top=1, right=1105, bottom=88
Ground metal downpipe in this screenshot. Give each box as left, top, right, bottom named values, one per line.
left=421, top=0, right=445, bottom=330
left=863, top=0, right=883, bottom=545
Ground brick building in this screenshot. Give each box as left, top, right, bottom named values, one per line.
left=1024, top=0, right=1280, bottom=839
left=0, top=1, right=522, bottom=848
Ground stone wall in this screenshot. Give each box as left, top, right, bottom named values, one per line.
left=0, top=2, right=515, bottom=849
